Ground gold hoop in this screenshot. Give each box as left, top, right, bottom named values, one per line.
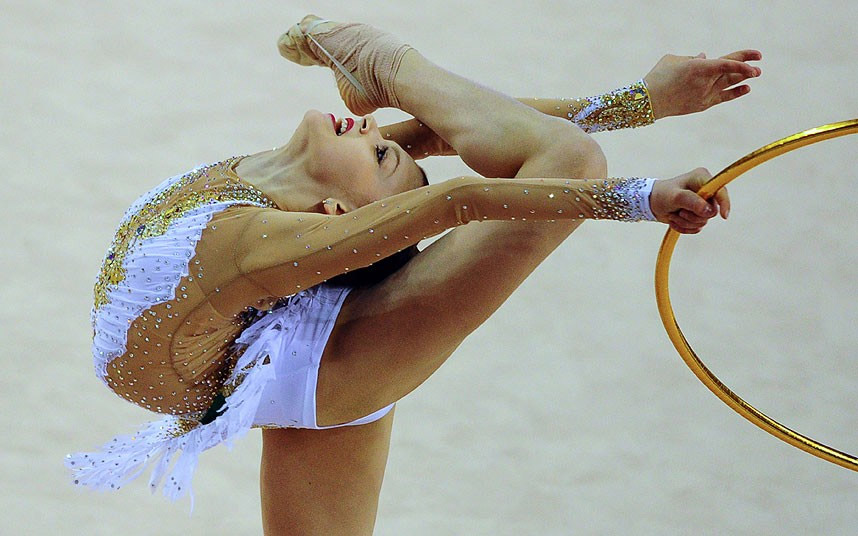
left=654, top=119, right=858, bottom=471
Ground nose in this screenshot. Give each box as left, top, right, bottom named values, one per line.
left=359, top=115, right=378, bottom=135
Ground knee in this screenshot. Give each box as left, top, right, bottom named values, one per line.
left=541, top=122, right=607, bottom=179
left=579, top=134, right=607, bottom=177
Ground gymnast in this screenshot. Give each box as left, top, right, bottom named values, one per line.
left=67, top=14, right=760, bottom=535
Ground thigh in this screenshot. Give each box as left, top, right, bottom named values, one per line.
left=260, top=408, right=395, bottom=536
left=316, top=149, right=599, bottom=425
left=317, top=221, right=581, bottom=425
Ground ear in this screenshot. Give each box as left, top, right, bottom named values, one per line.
left=320, top=198, right=349, bottom=216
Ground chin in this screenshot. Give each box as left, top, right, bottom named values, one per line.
left=293, top=109, right=324, bottom=136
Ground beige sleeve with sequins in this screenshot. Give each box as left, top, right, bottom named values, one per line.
left=234, top=175, right=654, bottom=298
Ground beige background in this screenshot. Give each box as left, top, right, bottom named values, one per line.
left=2, top=1, right=856, bottom=534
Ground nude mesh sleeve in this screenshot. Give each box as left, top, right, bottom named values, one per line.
left=235, top=176, right=656, bottom=297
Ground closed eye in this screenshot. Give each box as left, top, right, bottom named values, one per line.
left=375, top=144, right=389, bottom=164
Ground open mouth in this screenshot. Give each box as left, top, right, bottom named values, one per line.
left=328, top=114, right=355, bottom=136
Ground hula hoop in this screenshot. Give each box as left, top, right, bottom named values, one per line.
left=654, top=118, right=858, bottom=471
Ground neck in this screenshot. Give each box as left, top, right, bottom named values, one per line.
left=234, top=147, right=325, bottom=213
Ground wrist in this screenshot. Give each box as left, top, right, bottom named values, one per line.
left=641, top=75, right=668, bottom=120
left=640, top=178, right=657, bottom=221
left=596, top=178, right=658, bottom=222
left=571, top=80, right=655, bottom=133
left=629, top=177, right=657, bottom=221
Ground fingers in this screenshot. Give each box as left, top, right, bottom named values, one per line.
left=720, top=49, right=763, bottom=62
left=668, top=168, right=717, bottom=218
left=668, top=215, right=704, bottom=234
left=668, top=203, right=721, bottom=233
left=714, top=186, right=731, bottom=219
left=655, top=169, right=729, bottom=233
left=719, top=50, right=763, bottom=77
left=703, top=58, right=761, bottom=79
left=669, top=190, right=729, bottom=233
left=674, top=189, right=716, bottom=218
left=717, top=84, right=751, bottom=104
left=711, top=69, right=757, bottom=105
left=717, top=72, right=756, bottom=90
left=676, top=209, right=710, bottom=225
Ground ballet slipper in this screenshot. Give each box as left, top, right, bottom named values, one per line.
left=277, top=14, right=412, bottom=115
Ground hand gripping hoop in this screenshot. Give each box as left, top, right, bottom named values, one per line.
left=654, top=119, right=858, bottom=471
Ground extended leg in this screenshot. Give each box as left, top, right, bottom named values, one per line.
left=278, top=15, right=411, bottom=115
left=315, top=23, right=607, bottom=424
left=278, top=14, right=589, bottom=179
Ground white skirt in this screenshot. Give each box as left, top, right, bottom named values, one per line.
left=66, top=284, right=394, bottom=509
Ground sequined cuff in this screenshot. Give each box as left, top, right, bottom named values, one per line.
left=636, top=178, right=657, bottom=221
left=594, top=178, right=657, bottom=222
left=570, top=80, right=655, bottom=133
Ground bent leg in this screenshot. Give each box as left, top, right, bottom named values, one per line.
left=260, top=409, right=394, bottom=536
left=319, top=145, right=605, bottom=424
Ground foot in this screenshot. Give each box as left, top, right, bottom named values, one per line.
left=277, top=15, right=412, bottom=115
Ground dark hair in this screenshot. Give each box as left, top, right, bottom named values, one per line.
left=327, top=244, right=419, bottom=287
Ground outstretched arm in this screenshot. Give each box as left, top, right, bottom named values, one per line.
left=268, top=17, right=733, bottom=423
left=381, top=49, right=762, bottom=160
left=236, top=171, right=719, bottom=298
left=264, top=20, right=737, bottom=531
left=273, top=29, right=729, bottom=424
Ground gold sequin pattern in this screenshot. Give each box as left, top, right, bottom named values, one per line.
left=169, top=417, right=201, bottom=438
left=568, top=79, right=654, bottom=133
left=93, top=157, right=276, bottom=311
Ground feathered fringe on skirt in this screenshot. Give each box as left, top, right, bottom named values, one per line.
left=66, top=294, right=310, bottom=509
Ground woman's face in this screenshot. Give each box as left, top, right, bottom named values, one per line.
left=291, top=110, right=426, bottom=207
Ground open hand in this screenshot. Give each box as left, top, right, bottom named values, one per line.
left=643, top=50, right=762, bottom=119
left=650, top=168, right=729, bottom=234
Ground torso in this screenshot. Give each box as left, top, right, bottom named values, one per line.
left=94, top=157, right=283, bottom=415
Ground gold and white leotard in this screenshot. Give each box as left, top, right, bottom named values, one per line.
left=73, top=150, right=655, bottom=502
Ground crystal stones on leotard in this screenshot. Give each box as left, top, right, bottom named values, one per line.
left=93, top=157, right=276, bottom=311
left=91, top=157, right=279, bottom=414
left=591, top=178, right=657, bottom=222
left=568, top=79, right=655, bottom=133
